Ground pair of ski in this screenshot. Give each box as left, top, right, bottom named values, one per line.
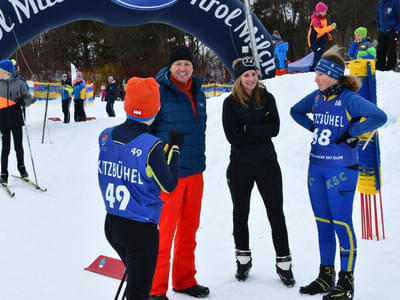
left=1, top=175, right=47, bottom=198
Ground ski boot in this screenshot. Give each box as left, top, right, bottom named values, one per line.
left=276, top=255, right=295, bottom=287
left=235, top=249, right=252, bottom=281
left=0, top=172, right=8, bottom=184
left=300, top=265, right=335, bottom=295
left=323, top=271, right=354, bottom=300
left=18, top=165, right=28, bottom=178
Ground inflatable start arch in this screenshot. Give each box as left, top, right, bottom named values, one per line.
left=0, top=0, right=275, bottom=79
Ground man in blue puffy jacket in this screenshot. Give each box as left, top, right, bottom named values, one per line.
left=149, top=45, right=209, bottom=300
left=376, top=0, right=400, bottom=70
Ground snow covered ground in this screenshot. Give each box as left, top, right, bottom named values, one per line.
left=1, top=71, right=399, bottom=300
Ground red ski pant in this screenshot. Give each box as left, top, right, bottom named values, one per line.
left=150, top=173, right=203, bottom=295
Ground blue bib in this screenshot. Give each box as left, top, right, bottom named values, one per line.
left=98, top=128, right=162, bottom=223
left=310, top=90, right=358, bottom=167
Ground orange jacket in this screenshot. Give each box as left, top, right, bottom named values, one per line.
left=308, top=14, right=333, bottom=47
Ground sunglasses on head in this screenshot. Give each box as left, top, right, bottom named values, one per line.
left=242, top=57, right=255, bottom=67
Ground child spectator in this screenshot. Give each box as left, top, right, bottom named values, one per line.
left=272, top=30, right=289, bottom=76
left=348, top=27, right=376, bottom=60
left=308, top=2, right=336, bottom=71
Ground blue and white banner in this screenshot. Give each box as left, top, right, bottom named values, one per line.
left=0, top=0, right=275, bottom=79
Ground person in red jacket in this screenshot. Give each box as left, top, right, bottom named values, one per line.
left=308, top=2, right=337, bottom=71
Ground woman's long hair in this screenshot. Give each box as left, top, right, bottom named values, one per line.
left=322, top=45, right=361, bottom=92
left=231, top=57, right=265, bottom=108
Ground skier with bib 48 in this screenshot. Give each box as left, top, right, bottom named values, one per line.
left=290, top=46, right=387, bottom=300
left=98, top=77, right=182, bottom=300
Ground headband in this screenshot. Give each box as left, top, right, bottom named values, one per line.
left=315, top=58, right=345, bottom=80
left=234, top=57, right=258, bottom=79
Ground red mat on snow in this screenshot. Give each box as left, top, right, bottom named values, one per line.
left=48, top=117, right=62, bottom=121
left=85, top=255, right=125, bottom=280
left=86, top=117, right=96, bottom=121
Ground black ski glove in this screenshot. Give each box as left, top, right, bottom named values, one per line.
left=169, top=129, right=184, bottom=148
left=16, top=96, right=25, bottom=106
left=335, top=131, right=358, bottom=148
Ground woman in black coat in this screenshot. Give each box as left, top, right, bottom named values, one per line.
left=222, top=57, right=295, bottom=286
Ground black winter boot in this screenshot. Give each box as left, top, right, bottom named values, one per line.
left=235, top=250, right=252, bottom=281
left=276, top=255, right=295, bottom=287
left=323, top=271, right=354, bottom=300
left=299, top=265, right=335, bottom=295
left=173, top=284, right=209, bottom=298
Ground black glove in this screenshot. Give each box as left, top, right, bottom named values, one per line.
left=16, top=96, right=25, bottom=106
left=335, top=131, right=358, bottom=148
left=169, top=129, right=184, bottom=148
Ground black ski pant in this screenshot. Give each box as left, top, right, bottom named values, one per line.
left=226, top=159, right=290, bottom=256
left=105, top=214, right=159, bottom=300
left=376, top=31, right=398, bottom=71
left=1, top=126, right=24, bottom=176
left=106, top=100, right=116, bottom=117
left=74, top=99, right=86, bottom=121
left=62, top=99, right=71, bottom=123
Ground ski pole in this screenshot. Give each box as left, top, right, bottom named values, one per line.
left=362, top=129, right=376, bottom=151
left=41, top=84, right=50, bottom=144
left=21, top=108, right=40, bottom=188
left=114, top=269, right=128, bottom=300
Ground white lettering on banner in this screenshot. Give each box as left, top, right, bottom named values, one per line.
left=190, top=0, right=275, bottom=77
left=8, top=0, right=64, bottom=25
left=0, top=9, right=15, bottom=40
left=98, top=160, right=144, bottom=185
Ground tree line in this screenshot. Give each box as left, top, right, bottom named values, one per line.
left=12, top=0, right=379, bottom=87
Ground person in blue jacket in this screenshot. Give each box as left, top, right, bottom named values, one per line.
left=272, top=30, right=289, bottom=75
left=150, top=45, right=209, bottom=300
left=348, top=27, right=376, bottom=60
left=290, top=46, right=387, bottom=300
left=376, top=0, right=400, bottom=70
left=98, top=77, right=182, bottom=300
left=60, top=74, right=73, bottom=123
left=72, top=72, right=86, bottom=121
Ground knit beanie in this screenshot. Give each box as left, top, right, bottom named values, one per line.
left=124, top=77, right=160, bottom=121
left=0, top=59, right=15, bottom=75
left=354, top=27, right=367, bottom=38
left=315, top=2, right=328, bottom=13
left=169, top=45, right=193, bottom=67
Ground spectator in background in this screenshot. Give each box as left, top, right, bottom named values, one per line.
left=72, top=72, right=86, bottom=122
left=149, top=45, right=209, bottom=300
left=101, top=83, right=106, bottom=101
left=272, top=30, right=289, bottom=76
left=60, top=73, right=73, bottom=123
left=105, top=75, right=117, bottom=117
left=348, top=27, right=377, bottom=60
left=308, top=1, right=336, bottom=71
left=376, top=0, right=400, bottom=71
left=0, top=59, right=35, bottom=184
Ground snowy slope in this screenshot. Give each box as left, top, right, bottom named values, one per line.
left=0, top=71, right=399, bottom=300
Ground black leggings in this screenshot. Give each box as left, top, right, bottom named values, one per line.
left=62, top=99, right=71, bottom=123
left=1, top=126, right=24, bottom=175
left=227, top=159, right=290, bottom=256
left=104, top=214, right=159, bottom=300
